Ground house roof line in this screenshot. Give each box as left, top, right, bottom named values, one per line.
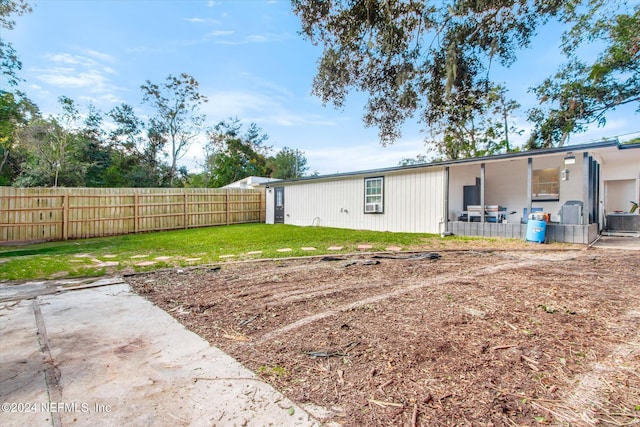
left=265, top=139, right=637, bottom=185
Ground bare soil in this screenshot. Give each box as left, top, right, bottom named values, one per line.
left=126, top=248, right=640, bottom=426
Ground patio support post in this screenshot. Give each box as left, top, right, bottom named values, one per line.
left=480, top=163, right=485, bottom=222
left=527, top=158, right=533, bottom=220
left=583, top=152, right=590, bottom=225
left=596, top=162, right=601, bottom=227
left=444, top=167, right=450, bottom=234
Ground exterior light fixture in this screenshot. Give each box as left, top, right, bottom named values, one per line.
left=564, top=152, right=576, bottom=165
left=561, top=168, right=570, bottom=181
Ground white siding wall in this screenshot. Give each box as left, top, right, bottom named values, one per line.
left=265, top=187, right=275, bottom=224
left=276, top=168, right=445, bottom=233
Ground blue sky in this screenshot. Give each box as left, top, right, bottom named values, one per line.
left=8, top=0, right=639, bottom=175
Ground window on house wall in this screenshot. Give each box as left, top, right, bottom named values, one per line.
left=364, top=177, right=384, bottom=213
left=532, top=168, right=560, bottom=201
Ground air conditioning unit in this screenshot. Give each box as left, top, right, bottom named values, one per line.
left=607, top=213, right=640, bottom=232
left=365, top=203, right=382, bottom=213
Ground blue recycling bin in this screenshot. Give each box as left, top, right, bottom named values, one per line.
left=526, top=219, right=547, bottom=243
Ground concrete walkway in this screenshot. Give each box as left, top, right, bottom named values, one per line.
left=0, top=280, right=319, bottom=427
left=591, top=235, right=640, bottom=250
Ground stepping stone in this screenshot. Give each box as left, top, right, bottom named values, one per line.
left=103, top=254, right=118, bottom=259
left=246, top=251, right=263, bottom=255
left=130, top=254, right=149, bottom=259
left=95, top=261, right=119, bottom=267
left=135, top=261, right=156, bottom=267
left=357, top=244, right=373, bottom=251
left=301, top=247, right=316, bottom=251
left=385, top=246, right=402, bottom=252
left=74, top=253, right=92, bottom=258
left=154, top=256, right=172, bottom=261
left=184, top=258, right=202, bottom=262
left=219, top=254, right=235, bottom=259
left=276, top=248, right=292, bottom=252
left=328, top=246, right=343, bottom=251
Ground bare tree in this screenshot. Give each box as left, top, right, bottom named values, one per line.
left=141, top=73, right=207, bottom=186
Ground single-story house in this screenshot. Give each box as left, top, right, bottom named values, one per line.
left=262, top=140, right=640, bottom=244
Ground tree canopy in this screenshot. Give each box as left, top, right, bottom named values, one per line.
left=203, top=118, right=272, bottom=188
left=0, top=1, right=314, bottom=188
left=527, top=2, right=640, bottom=148
left=0, top=0, right=32, bottom=88
left=292, top=0, right=639, bottom=158
left=269, top=147, right=309, bottom=179
left=141, top=73, right=208, bottom=187
left=197, top=118, right=310, bottom=187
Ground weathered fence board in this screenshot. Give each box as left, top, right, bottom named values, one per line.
left=0, top=187, right=265, bottom=243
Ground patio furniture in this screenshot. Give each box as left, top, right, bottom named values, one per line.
left=459, top=205, right=507, bottom=222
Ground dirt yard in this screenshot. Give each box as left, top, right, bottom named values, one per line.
left=126, top=248, right=640, bottom=426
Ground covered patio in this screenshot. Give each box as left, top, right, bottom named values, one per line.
left=444, top=143, right=615, bottom=244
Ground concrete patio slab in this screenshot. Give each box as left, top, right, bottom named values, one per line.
left=0, top=281, right=319, bottom=427
left=592, top=235, right=640, bottom=250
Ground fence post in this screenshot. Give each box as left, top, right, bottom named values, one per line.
left=226, top=190, right=230, bottom=225
left=183, top=191, right=188, bottom=229
left=134, top=193, right=139, bottom=233
left=62, top=194, right=69, bottom=240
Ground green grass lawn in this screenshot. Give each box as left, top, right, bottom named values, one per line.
left=0, top=224, right=440, bottom=280
left=0, top=223, right=511, bottom=282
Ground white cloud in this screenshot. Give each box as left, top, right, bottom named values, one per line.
left=45, top=50, right=115, bottom=68
left=46, top=53, right=83, bottom=65
left=124, top=45, right=165, bottom=54
left=206, top=29, right=234, bottom=37
left=303, top=137, right=428, bottom=175
left=203, top=89, right=337, bottom=129
left=78, top=93, right=124, bottom=105
left=212, top=32, right=289, bottom=45
left=85, top=49, right=116, bottom=63
left=29, top=49, right=123, bottom=109
left=185, top=17, right=222, bottom=25
left=33, top=67, right=108, bottom=91
left=246, top=34, right=268, bottom=43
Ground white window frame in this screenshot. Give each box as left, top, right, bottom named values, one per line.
left=364, top=176, right=384, bottom=214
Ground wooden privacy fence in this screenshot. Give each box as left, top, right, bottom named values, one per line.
left=0, top=187, right=265, bottom=243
